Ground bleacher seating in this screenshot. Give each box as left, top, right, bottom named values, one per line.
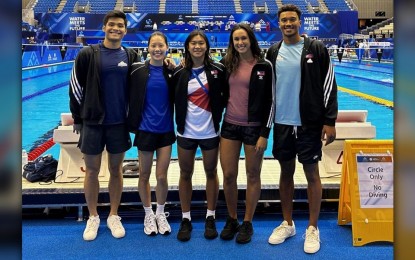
left=360, top=17, right=394, bottom=38
left=33, top=0, right=61, bottom=13
left=123, top=0, right=136, bottom=13
left=198, top=0, right=236, bottom=14
left=57, top=0, right=115, bottom=13
left=254, top=0, right=278, bottom=14
left=89, top=0, right=116, bottom=14
left=239, top=0, right=255, bottom=13
left=136, top=0, right=160, bottom=13
left=61, top=0, right=86, bottom=13
left=280, top=0, right=308, bottom=13
left=308, top=0, right=320, bottom=6
left=324, top=0, right=351, bottom=12
left=124, top=0, right=136, bottom=6
left=165, top=0, right=192, bottom=14
left=123, top=0, right=137, bottom=13
left=30, top=0, right=362, bottom=14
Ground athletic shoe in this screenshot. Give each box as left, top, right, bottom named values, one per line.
left=144, top=214, right=158, bottom=236
left=156, top=212, right=171, bottom=235
left=268, top=220, right=296, bottom=244
left=177, top=218, right=192, bottom=242
left=83, top=215, right=100, bottom=241
left=236, top=221, right=253, bottom=244
left=304, top=226, right=320, bottom=254
left=220, top=216, right=240, bottom=240
left=107, top=215, right=125, bottom=238
left=204, top=216, right=218, bottom=239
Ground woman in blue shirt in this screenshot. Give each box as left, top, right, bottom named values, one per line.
left=128, top=31, right=175, bottom=237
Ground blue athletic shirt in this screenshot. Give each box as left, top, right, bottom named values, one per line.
left=139, top=64, right=174, bottom=133
left=275, top=38, right=304, bottom=126
left=100, top=44, right=128, bottom=125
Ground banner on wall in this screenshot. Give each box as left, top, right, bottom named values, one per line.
left=22, top=51, right=41, bottom=68
left=41, top=46, right=63, bottom=64
left=34, top=12, right=358, bottom=47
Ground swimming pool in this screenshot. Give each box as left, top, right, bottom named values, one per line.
left=22, top=59, right=393, bottom=160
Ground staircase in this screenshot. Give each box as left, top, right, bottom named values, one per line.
left=191, top=0, right=198, bottom=14
left=317, top=0, right=329, bottom=13
left=234, top=0, right=242, bottom=13
left=159, top=0, right=166, bottom=13
left=115, top=0, right=123, bottom=11
left=25, top=0, right=38, bottom=9
left=56, top=0, right=67, bottom=13
left=275, top=0, right=282, bottom=9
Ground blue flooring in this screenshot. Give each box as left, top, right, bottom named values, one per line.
left=22, top=212, right=393, bottom=260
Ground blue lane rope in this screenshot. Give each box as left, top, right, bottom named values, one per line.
left=333, top=64, right=393, bottom=75
left=334, top=71, right=393, bottom=87
left=22, top=82, right=68, bottom=102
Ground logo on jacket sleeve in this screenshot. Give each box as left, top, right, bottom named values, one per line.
left=257, top=71, right=265, bottom=80
left=306, top=54, right=314, bottom=63
left=211, top=70, right=218, bottom=78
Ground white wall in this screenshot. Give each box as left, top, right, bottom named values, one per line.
left=353, top=0, right=393, bottom=19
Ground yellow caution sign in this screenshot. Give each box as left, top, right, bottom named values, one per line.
left=338, top=140, right=394, bottom=246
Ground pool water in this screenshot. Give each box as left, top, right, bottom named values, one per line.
left=22, top=60, right=393, bottom=160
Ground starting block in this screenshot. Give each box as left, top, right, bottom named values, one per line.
left=321, top=110, right=376, bottom=176
left=53, top=113, right=110, bottom=182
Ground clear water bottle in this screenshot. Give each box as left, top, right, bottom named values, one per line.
left=22, top=149, right=28, bottom=171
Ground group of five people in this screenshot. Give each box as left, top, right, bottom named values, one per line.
left=69, top=4, right=337, bottom=254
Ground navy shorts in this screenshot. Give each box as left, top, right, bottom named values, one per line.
left=272, top=123, right=323, bottom=164
left=78, top=123, right=132, bottom=155
left=133, top=130, right=176, bottom=151
left=177, top=136, right=220, bottom=151
left=220, top=121, right=261, bottom=145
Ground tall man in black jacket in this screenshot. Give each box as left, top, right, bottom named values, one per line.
left=69, top=10, right=138, bottom=241
left=266, top=4, right=338, bottom=254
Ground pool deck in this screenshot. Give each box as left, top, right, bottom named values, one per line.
left=22, top=157, right=342, bottom=219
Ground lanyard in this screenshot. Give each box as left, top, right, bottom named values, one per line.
left=191, top=69, right=209, bottom=95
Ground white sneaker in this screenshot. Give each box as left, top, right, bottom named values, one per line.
left=268, top=220, right=296, bottom=245
left=156, top=212, right=171, bottom=235
left=144, top=214, right=158, bottom=236
left=304, top=226, right=321, bottom=254
left=107, top=215, right=125, bottom=239
left=83, top=215, right=100, bottom=241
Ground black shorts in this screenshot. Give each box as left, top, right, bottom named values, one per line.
left=272, top=123, right=323, bottom=164
left=78, top=123, right=132, bottom=155
left=133, top=130, right=176, bottom=151
left=177, top=136, right=220, bottom=151
left=220, top=121, right=261, bottom=145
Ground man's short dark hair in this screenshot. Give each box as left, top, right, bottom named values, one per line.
left=103, top=10, right=127, bottom=27
left=278, top=4, right=302, bottom=19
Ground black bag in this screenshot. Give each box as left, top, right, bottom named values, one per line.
left=22, top=154, right=58, bottom=183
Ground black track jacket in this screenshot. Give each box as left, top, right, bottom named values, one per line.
left=172, top=61, right=227, bottom=135
left=222, top=58, right=275, bottom=139
left=69, top=44, right=139, bottom=125
left=127, top=60, right=175, bottom=133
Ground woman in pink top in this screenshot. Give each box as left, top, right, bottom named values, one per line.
left=219, top=23, right=274, bottom=244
